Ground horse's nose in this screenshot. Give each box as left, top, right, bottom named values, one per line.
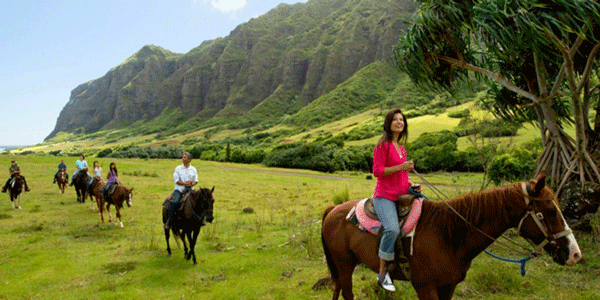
left=566, top=234, right=582, bottom=266
left=207, top=215, right=214, bottom=223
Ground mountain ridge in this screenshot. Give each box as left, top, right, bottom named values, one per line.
left=46, top=0, right=418, bottom=140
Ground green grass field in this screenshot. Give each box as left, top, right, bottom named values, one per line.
left=1, top=155, right=599, bottom=299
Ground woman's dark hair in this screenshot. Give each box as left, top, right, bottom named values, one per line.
left=378, top=108, right=408, bottom=147
left=109, top=162, right=118, bottom=176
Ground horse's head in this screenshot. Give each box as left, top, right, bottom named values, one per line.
left=199, top=186, right=215, bottom=223
left=125, top=187, right=134, bottom=207
left=516, top=172, right=582, bottom=266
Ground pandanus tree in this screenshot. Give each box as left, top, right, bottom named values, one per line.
left=394, top=0, right=600, bottom=196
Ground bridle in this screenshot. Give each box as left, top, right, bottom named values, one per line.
left=516, top=182, right=572, bottom=253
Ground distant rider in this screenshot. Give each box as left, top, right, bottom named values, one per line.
left=101, top=162, right=119, bottom=202
left=86, top=161, right=103, bottom=193
left=2, top=160, right=30, bottom=193
left=53, top=159, right=68, bottom=183
left=164, top=152, right=198, bottom=230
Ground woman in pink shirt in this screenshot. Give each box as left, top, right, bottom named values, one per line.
left=372, top=108, right=417, bottom=292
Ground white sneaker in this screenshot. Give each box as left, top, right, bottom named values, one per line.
left=378, top=272, right=396, bottom=292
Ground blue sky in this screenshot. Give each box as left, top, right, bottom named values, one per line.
left=0, top=0, right=307, bottom=146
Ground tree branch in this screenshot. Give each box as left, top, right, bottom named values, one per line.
left=438, top=56, right=540, bottom=103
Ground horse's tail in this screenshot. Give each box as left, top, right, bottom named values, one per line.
left=321, top=205, right=339, bottom=281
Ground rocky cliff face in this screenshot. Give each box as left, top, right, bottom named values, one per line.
left=47, top=0, right=418, bottom=140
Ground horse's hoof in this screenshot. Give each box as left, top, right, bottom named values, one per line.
left=119, top=222, right=124, bottom=228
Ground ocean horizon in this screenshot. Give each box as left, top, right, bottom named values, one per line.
left=0, top=145, right=28, bottom=151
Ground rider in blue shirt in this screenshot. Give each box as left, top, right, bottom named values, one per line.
left=53, top=159, right=68, bottom=183
left=70, top=155, right=89, bottom=186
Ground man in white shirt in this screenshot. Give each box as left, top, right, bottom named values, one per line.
left=164, top=152, right=198, bottom=230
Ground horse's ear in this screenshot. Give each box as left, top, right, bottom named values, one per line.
left=211, top=186, right=215, bottom=193
left=530, top=171, right=546, bottom=195
left=130, top=187, right=134, bottom=192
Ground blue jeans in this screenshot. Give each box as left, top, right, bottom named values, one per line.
left=373, top=198, right=400, bottom=261
left=167, top=188, right=191, bottom=223
left=70, top=170, right=89, bottom=185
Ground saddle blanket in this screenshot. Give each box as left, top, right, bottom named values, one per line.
left=346, top=197, right=423, bottom=238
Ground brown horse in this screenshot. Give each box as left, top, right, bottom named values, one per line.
left=321, top=173, right=582, bottom=300
left=162, top=187, right=215, bottom=265
left=7, top=175, right=24, bottom=209
left=103, top=184, right=134, bottom=228
left=56, top=170, right=68, bottom=194
left=87, top=176, right=107, bottom=221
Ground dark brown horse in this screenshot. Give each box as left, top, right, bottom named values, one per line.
left=162, top=187, right=215, bottom=265
left=7, top=175, right=24, bottom=209
left=103, top=184, right=134, bottom=228
left=56, top=170, right=68, bottom=194
left=72, top=168, right=89, bottom=203
left=321, top=173, right=582, bottom=300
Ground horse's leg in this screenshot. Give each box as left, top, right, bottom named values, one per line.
left=165, top=227, right=172, bottom=256
left=106, top=204, right=113, bottom=223
left=116, top=206, right=123, bottom=228
left=413, top=283, right=440, bottom=300
left=89, top=193, right=95, bottom=210
left=181, top=230, right=189, bottom=258
left=188, top=227, right=201, bottom=265
left=185, top=230, right=194, bottom=261
left=96, top=197, right=104, bottom=223
left=437, top=284, right=457, bottom=300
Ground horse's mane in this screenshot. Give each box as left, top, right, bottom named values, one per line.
left=183, top=188, right=212, bottom=213
left=419, top=183, right=523, bottom=250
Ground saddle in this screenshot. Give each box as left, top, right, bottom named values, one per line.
left=108, top=183, right=118, bottom=196
left=9, top=176, right=22, bottom=188
left=346, top=194, right=423, bottom=280
left=163, top=190, right=192, bottom=213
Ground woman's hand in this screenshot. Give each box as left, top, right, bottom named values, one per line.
left=401, top=160, right=414, bottom=172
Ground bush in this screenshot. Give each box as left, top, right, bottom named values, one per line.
left=97, top=148, right=112, bottom=158
left=108, top=146, right=183, bottom=159
left=448, top=109, right=470, bottom=118
left=455, top=117, right=520, bottom=137
left=488, top=147, right=539, bottom=185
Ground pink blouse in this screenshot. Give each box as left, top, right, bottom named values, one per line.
left=372, top=140, right=410, bottom=201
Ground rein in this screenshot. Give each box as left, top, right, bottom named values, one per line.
left=412, top=170, right=534, bottom=254
left=411, top=170, right=543, bottom=275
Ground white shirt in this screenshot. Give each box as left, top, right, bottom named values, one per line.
left=173, top=163, right=198, bottom=192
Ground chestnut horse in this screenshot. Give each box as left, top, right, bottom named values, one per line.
left=87, top=176, right=107, bottom=221
left=56, top=170, right=68, bottom=194
left=102, top=184, right=134, bottom=228
left=162, top=187, right=215, bottom=265
left=321, top=173, right=582, bottom=300
left=7, top=175, right=24, bottom=209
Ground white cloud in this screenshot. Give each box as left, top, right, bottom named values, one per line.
left=208, top=0, right=247, bottom=12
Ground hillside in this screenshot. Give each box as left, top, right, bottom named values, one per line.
left=46, top=0, right=419, bottom=140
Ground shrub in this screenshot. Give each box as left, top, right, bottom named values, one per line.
left=97, top=148, right=112, bottom=158
left=488, top=147, right=539, bottom=185
left=448, top=109, right=470, bottom=118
